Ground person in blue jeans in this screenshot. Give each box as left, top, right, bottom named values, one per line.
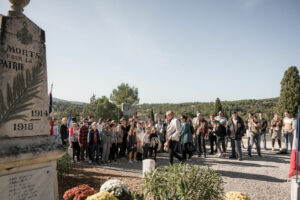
left=194, top=112, right=208, bottom=158
left=88, top=122, right=101, bottom=164
left=283, top=111, right=294, bottom=151
left=259, top=113, right=268, bottom=150
left=248, top=116, right=262, bottom=157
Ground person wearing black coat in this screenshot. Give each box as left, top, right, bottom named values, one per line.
left=259, top=113, right=268, bottom=150
left=226, top=112, right=246, bottom=161
left=212, top=120, right=227, bottom=157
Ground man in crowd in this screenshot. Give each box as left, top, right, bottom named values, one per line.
left=165, top=111, right=183, bottom=164
left=226, top=112, right=245, bottom=161
left=194, top=112, right=208, bottom=158
left=79, top=118, right=89, bottom=161
left=259, top=112, right=268, bottom=150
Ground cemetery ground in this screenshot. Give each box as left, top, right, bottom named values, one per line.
left=58, top=139, right=290, bottom=200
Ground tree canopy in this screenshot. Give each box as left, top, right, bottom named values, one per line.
left=110, top=83, right=139, bottom=105
left=214, top=98, right=223, bottom=115
left=277, top=66, right=300, bottom=117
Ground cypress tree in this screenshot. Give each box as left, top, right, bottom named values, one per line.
left=277, top=66, right=300, bottom=117
left=214, top=98, right=223, bottom=115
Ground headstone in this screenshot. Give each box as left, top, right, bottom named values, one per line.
left=121, top=103, right=135, bottom=119
left=154, top=113, right=165, bottom=122
left=142, top=159, right=155, bottom=178
left=138, top=116, right=148, bottom=121
left=0, top=1, right=64, bottom=200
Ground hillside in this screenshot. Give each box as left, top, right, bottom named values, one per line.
left=53, top=97, right=279, bottom=121
left=136, top=98, right=278, bottom=120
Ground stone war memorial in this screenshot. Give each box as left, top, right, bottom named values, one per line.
left=0, top=1, right=64, bottom=200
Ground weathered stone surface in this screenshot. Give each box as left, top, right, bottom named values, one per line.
left=121, top=103, right=135, bottom=119
left=0, top=166, right=54, bottom=200
left=0, top=12, right=49, bottom=137
left=142, top=159, right=155, bottom=178
left=154, top=113, right=165, bottom=122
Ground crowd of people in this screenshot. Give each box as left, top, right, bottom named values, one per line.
left=51, top=110, right=297, bottom=164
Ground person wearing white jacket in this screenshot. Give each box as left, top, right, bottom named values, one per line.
left=165, top=111, right=183, bottom=164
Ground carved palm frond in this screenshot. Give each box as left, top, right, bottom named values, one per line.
left=0, top=64, right=44, bottom=128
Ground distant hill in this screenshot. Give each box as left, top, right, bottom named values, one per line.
left=53, top=97, right=85, bottom=105
left=53, top=97, right=279, bottom=121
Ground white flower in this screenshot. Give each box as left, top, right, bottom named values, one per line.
left=100, top=180, right=130, bottom=199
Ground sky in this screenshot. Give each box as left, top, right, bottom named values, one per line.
left=1, top=0, right=299, bottom=104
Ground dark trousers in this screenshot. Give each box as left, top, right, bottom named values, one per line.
left=143, top=143, right=150, bottom=159
left=121, top=140, right=127, bottom=157
left=117, top=143, right=122, bottom=157
left=169, top=140, right=183, bottom=164
left=216, top=137, right=226, bottom=153
left=80, top=144, right=88, bottom=161
left=196, top=135, right=206, bottom=156
left=72, top=142, right=80, bottom=161
left=272, top=139, right=282, bottom=148
left=209, top=133, right=217, bottom=153
left=110, top=143, right=118, bottom=160
left=89, top=143, right=100, bottom=162
left=150, top=144, right=158, bottom=160
left=182, top=142, right=193, bottom=161
left=231, top=138, right=242, bottom=159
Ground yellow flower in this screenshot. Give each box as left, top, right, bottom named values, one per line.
left=86, top=191, right=118, bottom=200
left=225, top=191, right=251, bottom=200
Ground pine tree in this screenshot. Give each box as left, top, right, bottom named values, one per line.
left=277, top=66, right=300, bottom=117
left=149, top=108, right=155, bottom=121
left=214, top=98, right=223, bottom=115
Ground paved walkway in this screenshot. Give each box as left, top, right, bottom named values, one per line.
left=94, top=141, right=291, bottom=200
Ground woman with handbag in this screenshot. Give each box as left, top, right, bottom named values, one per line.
left=248, top=116, right=262, bottom=157
left=180, top=114, right=193, bottom=162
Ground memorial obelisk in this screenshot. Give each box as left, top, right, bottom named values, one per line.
left=0, top=1, right=64, bottom=199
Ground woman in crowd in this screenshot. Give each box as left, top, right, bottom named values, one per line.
left=149, top=127, right=159, bottom=161
left=211, top=119, right=226, bottom=158
left=245, top=113, right=254, bottom=150
left=116, top=124, right=123, bottom=157
left=248, top=116, right=262, bottom=157
left=136, top=122, right=144, bottom=161
left=69, top=123, right=80, bottom=162
left=60, top=117, right=69, bottom=146
left=283, top=111, right=294, bottom=151
left=127, top=127, right=138, bottom=163
left=180, top=114, right=193, bottom=161
left=271, top=114, right=283, bottom=151
left=142, top=127, right=151, bottom=159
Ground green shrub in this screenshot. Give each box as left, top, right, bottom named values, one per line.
left=143, top=163, right=224, bottom=200
left=57, top=153, right=74, bottom=176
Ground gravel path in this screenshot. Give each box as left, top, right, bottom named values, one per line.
left=96, top=139, right=291, bottom=200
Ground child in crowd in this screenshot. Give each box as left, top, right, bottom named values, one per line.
left=102, top=123, right=113, bottom=164
left=127, top=127, right=138, bottom=163
left=88, top=122, right=101, bottom=164
left=69, top=123, right=80, bottom=162
left=150, top=127, right=159, bottom=160
left=142, top=127, right=151, bottom=159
